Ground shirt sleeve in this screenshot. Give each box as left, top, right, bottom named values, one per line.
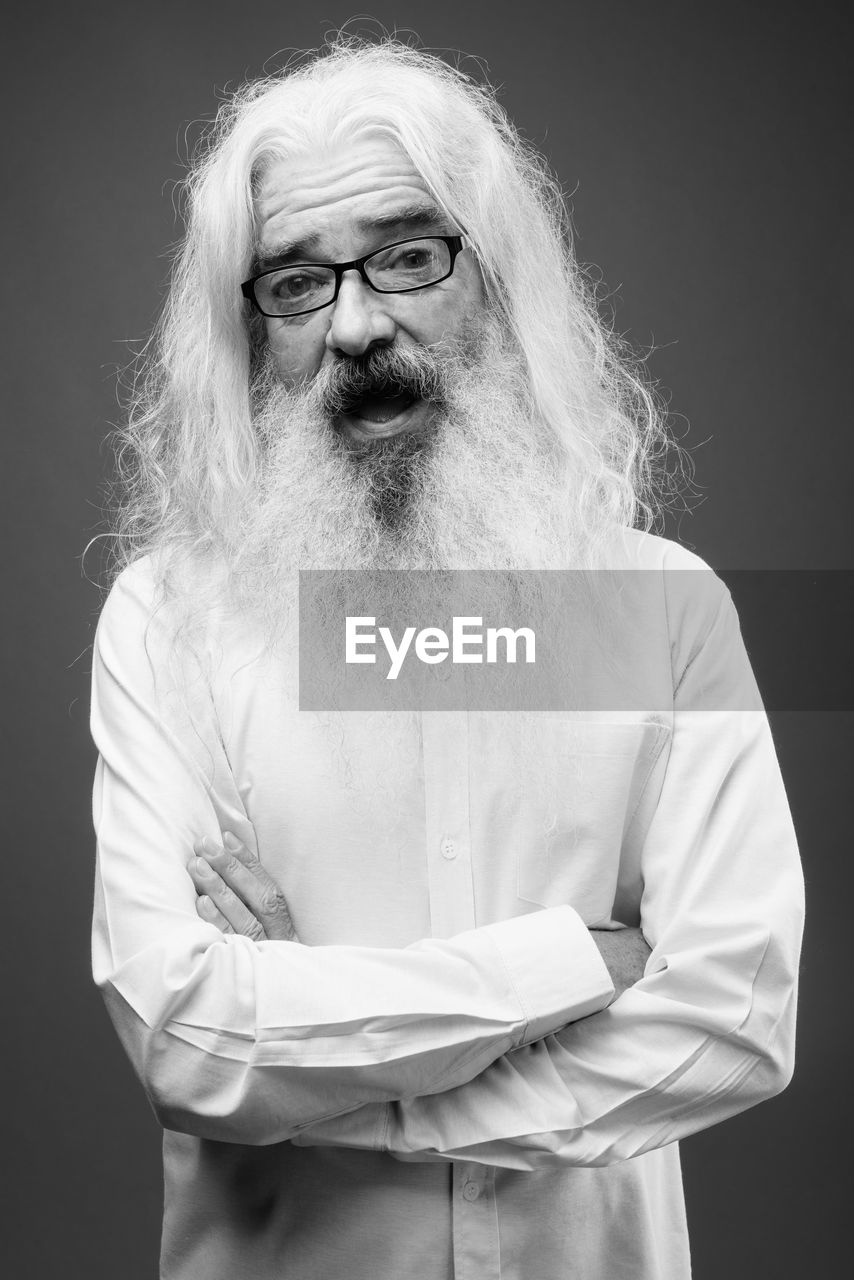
left=90, top=562, right=615, bottom=1147
left=291, top=572, right=805, bottom=1168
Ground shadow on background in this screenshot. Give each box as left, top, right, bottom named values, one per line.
left=6, top=1, right=851, bottom=1275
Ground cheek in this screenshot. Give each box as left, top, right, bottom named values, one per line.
left=398, top=288, right=486, bottom=348
left=265, top=317, right=328, bottom=383
left=462, top=259, right=487, bottom=311
left=425, top=265, right=488, bottom=343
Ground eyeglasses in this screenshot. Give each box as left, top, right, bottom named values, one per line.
left=241, top=234, right=466, bottom=318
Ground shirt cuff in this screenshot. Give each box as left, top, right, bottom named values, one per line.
left=482, top=906, right=616, bottom=1045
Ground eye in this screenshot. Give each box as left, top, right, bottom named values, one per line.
left=402, top=248, right=432, bottom=267
left=387, top=245, right=436, bottom=270
left=271, top=270, right=326, bottom=299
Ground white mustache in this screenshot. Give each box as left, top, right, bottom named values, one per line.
left=312, top=344, right=448, bottom=418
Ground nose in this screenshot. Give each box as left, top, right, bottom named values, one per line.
left=325, top=270, right=397, bottom=358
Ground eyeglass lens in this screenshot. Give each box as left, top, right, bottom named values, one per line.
left=253, top=237, right=453, bottom=316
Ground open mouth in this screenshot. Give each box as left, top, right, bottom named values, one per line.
left=339, top=380, right=419, bottom=426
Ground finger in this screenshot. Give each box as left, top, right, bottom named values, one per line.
left=191, top=838, right=264, bottom=913
left=187, top=856, right=265, bottom=941
left=195, top=893, right=233, bottom=934
left=194, top=835, right=297, bottom=942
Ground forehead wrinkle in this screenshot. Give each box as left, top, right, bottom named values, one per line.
left=258, top=183, right=435, bottom=245
left=258, top=146, right=428, bottom=210
left=255, top=140, right=438, bottom=262
left=257, top=201, right=449, bottom=269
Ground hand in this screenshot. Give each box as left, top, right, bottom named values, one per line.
left=187, top=833, right=299, bottom=942
left=589, top=927, right=651, bottom=1001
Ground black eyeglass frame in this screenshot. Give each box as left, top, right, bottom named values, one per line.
left=240, top=234, right=466, bottom=317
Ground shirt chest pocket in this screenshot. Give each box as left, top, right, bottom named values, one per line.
left=514, top=717, right=670, bottom=920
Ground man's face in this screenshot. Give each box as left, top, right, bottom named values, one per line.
left=254, top=134, right=486, bottom=442
left=235, top=134, right=578, bottom=636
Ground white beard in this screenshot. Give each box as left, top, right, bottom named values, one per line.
left=169, top=318, right=623, bottom=791
left=229, top=316, right=592, bottom=648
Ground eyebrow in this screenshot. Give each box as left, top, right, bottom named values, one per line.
left=254, top=201, right=451, bottom=272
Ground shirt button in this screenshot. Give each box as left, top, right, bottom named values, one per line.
left=441, top=839, right=457, bottom=860
left=462, top=1181, right=481, bottom=1202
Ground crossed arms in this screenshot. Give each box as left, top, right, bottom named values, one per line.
left=91, top=559, right=805, bottom=1167
left=186, top=832, right=651, bottom=999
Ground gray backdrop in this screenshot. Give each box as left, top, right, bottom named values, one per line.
left=5, top=1, right=851, bottom=1276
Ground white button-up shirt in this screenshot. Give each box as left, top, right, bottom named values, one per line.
left=90, top=530, right=804, bottom=1279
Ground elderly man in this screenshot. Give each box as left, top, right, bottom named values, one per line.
left=91, top=38, right=804, bottom=1280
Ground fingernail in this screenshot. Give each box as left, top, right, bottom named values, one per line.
left=193, top=857, right=211, bottom=876
left=197, top=895, right=214, bottom=916
left=223, top=832, right=241, bottom=851
left=201, top=836, right=219, bottom=856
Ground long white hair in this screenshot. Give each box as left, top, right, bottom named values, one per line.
left=108, top=35, right=682, bottom=594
